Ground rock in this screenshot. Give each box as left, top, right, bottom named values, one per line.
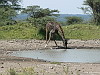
left=1, top=66, right=4, bottom=68
left=49, top=66, right=53, bottom=69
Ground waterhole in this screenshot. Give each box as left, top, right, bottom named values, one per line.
left=8, top=49, right=100, bottom=63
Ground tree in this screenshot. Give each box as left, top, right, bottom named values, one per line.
left=0, top=0, right=21, bottom=6
left=0, top=0, right=22, bottom=26
left=0, top=7, right=16, bottom=26
left=22, top=5, right=59, bottom=18
left=22, top=5, right=59, bottom=27
left=82, top=0, right=100, bottom=25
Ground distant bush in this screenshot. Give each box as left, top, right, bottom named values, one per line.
left=65, top=16, right=83, bottom=25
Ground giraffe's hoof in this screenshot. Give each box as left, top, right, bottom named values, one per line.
left=50, top=47, right=52, bottom=49
left=45, top=44, right=47, bottom=47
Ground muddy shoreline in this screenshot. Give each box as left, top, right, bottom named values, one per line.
left=1, top=39, right=100, bottom=75
left=0, top=39, right=100, bottom=51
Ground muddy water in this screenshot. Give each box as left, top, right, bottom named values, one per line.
left=8, top=49, right=100, bottom=63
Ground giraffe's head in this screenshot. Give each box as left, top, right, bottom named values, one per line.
left=63, top=39, right=68, bottom=49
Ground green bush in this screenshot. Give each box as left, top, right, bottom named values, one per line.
left=8, top=68, right=17, bottom=75
left=65, top=16, right=83, bottom=25
left=6, top=68, right=35, bottom=75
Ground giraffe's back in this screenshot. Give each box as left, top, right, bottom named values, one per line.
left=46, top=22, right=60, bottom=32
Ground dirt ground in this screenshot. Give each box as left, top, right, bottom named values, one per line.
left=1, top=39, right=100, bottom=75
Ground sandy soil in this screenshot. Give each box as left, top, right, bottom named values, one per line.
left=0, top=39, right=100, bottom=75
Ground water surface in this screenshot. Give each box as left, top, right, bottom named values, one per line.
left=8, top=49, right=100, bottom=63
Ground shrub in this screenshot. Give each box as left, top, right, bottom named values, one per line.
left=65, top=16, right=83, bottom=25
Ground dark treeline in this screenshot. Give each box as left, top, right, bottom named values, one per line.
left=0, top=0, right=100, bottom=26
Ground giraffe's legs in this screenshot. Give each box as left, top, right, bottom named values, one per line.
left=54, top=40, right=58, bottom=47
left=47, top=30, right=52, bottom=44
left=46, top=28, right=48, bottom=44
left=45, top=30, right=52, bottom=47
left=53, top=33, right=58, bottom=47
left=45, top=28, right=48, bottom=47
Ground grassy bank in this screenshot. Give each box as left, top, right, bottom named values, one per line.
left=0, top=23, right=100, bottom=40
left=0, top=23, right=44, bottom=39
left=63, top=24, right=100, bottom=40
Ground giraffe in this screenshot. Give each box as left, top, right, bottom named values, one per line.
left=45, top=21, right=67, bottom=49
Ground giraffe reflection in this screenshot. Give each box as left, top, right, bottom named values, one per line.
left=45, top=21, right=67, bottom=49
